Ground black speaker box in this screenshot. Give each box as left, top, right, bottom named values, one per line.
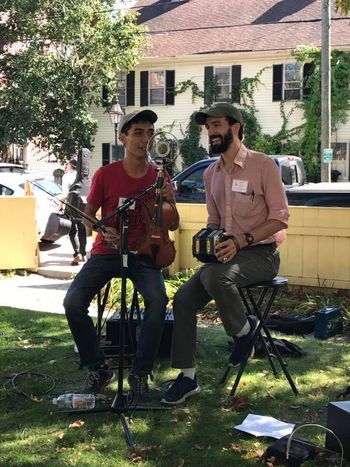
left=105, top=307, right=173, bottom=358
left=325, top=401, right=350, bottom=460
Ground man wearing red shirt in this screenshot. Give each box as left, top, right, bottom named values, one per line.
left=64, top=109, right=178, bottom=401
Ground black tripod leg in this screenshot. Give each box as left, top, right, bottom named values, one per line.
left=119, top=413, right=136, bottom=451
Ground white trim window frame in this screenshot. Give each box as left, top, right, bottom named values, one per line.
left=214, top=66, right=231, bottom=102
left=283, top=63, right=302, bottom=101
left=116, top=71, right=127, bottom=107
left=149, top=70, right=166, bottom=105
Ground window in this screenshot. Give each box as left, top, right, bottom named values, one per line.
left=0, top=184, right=14, bottom=195
left=116, top=71, right=127, bottom=107
left=101, top=71, right=135, bottom=108
left=204, top=65, right=241, bottom=105
left=140, top=70, right=175, bottom=106
left=332, top=142, right=347, bottom=161
left=150, top=71, right=165, bottom=105
left=273, top=63, right=313, bottom=102
left=284, top=63, right=301, bottom=100
left=214, top=66, right=230, bottom=102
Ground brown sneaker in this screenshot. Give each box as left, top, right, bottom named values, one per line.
left=71, top=254, right=81, bottom=265
left=83, top=365, right=115, bottom=394
left=128, top=373, right=150, bottom=403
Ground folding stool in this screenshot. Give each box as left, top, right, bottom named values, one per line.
left=221, top=276, right=299, bottom=397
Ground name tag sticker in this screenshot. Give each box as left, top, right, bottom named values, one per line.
left=232, top=179, right=248, bottom=193
left=118, top=197, right=136, bottom=209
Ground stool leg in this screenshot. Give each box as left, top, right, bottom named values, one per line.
left=229, top=322, right=263, bottom=397
left=248, top=288, right=279, bottom=377
left=96, top=281, right=111, bottom=340
left=259, top=323, right=298, bottom=395
left=247, top=288, right=298, bottom=395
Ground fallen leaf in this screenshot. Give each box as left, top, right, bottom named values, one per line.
left=173, top=407, right=190, bottom=416
left=229, top=443, right=242, bottom=453
left=55, top=447, right=66, bottom=453
left=57, top=432, right=65, bottom=439
left=177, top=459, right=185, bottom=467
left=30, top=394, right=42, bottom=402
left=68, top=419, right=85, bottom=428
left=242, top=448, right=264, bottom=459
left=193, top=444, right=204, bottom=450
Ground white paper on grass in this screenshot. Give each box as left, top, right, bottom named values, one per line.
left=234, top=414, right=295, bottom=439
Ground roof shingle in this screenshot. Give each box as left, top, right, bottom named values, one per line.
left=132, top=0, right=350, bottom=57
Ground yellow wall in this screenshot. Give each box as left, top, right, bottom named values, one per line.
left=169, top=204, right=350, bottom=289
left=0, top=197, right=38, bottom=270
left=1, top=198, right=349, bottom=289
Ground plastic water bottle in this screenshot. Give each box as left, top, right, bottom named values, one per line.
left=52, top=393, right=95, bottom=409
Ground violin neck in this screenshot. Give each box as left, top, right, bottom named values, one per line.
left=154, top=166, right=164, bottom=226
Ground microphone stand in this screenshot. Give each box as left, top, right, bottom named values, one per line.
left=68, top=185, right=170, bottom=452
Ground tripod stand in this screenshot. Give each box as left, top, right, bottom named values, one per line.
left=69, top=195, right=169, bottom=452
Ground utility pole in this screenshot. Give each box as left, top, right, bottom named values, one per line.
left=321, top=0, right=331, bottom=181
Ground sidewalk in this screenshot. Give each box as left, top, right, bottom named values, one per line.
left=38, top=234, right=90, bottom=280
left=0, top=235, right=95, bottom=315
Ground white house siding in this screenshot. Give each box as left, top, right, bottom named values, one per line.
left=90, top=50, right=350, bottom=179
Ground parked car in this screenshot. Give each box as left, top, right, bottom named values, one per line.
left=172, top=155, right=306, bottom=203
left=0, top=173, right=62, bottom=240
left=172, top=155, right=350, bottom=207
left=0, top=162, right=26, bottom=174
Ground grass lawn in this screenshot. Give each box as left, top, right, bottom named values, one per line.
left=1, top=291, right=350, bottom=466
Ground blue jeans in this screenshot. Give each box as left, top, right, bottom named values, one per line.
left=63, top=254, right=168, bottom=375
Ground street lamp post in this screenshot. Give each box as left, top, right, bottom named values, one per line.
left=109, top=98, right=124, bottom=160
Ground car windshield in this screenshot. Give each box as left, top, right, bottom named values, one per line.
left=0, top=166, right=24, bottom=174
left=19, top=178, right=62, bottom=196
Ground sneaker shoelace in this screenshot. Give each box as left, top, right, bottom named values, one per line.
left=84, top=370, right=100, bottom=389
left=139, top=376, right=149, bottom=396
left=161, top=376, right=180, bottom=391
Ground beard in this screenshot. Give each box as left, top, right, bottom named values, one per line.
left=209, top=127, right=234, bottom=154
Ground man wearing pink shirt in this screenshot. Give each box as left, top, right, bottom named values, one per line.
left=162, top=102, right=289, bottom=405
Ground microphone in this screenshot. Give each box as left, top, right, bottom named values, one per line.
left=147, top=131, right=179, bottom=168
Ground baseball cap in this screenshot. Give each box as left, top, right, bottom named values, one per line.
left=68, top=159, right=77, bottom=168
left=119, top=109, right=158, bottom=132
left=195, top=102, right=243, bottom=126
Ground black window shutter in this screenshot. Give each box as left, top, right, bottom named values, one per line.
left=165, top=70, right=175, bottom=105
left=102, top=143, right=110, bottom=166
left=231, top=65, right=241, bottom=103
left=272, top=64, right=283, bottom=101
left=204, top=66, right=214, bottom=105
left=303, top=62, right=315, bottom=98
left=102, top=85, right=109, bottom=107
left=126, top=71, right=135, bottom=106
left=140, top=71, right=149, bottom=107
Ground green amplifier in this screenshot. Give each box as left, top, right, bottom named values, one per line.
left=314, top=305, right=343, bottom=340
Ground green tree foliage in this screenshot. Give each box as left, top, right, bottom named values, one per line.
left=0, top=0, right=145, bottom=161
left=293, top=46, right=350, bottom=181
left=335, top=0, right=350, bottom=14
left=179, top=111, right=207, bottom=168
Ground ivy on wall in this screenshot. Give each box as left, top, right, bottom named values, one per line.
left=293, top=46, right=350, bottom=180
left=174, top=49, right=350, bottom=180
left=173, top=79, right=204, bottom=102
left=175, top=77, right=218, bottom=167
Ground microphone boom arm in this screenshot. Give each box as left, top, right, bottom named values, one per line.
left=30, top=180, right=104, bottom=232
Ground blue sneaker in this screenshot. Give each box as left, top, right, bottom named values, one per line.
left=161, top=373, right=201, bottom=405
left=229, top=315, right=258, bottom=366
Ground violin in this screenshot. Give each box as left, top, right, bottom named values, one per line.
left=137, top=165, right=179, bottom=268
